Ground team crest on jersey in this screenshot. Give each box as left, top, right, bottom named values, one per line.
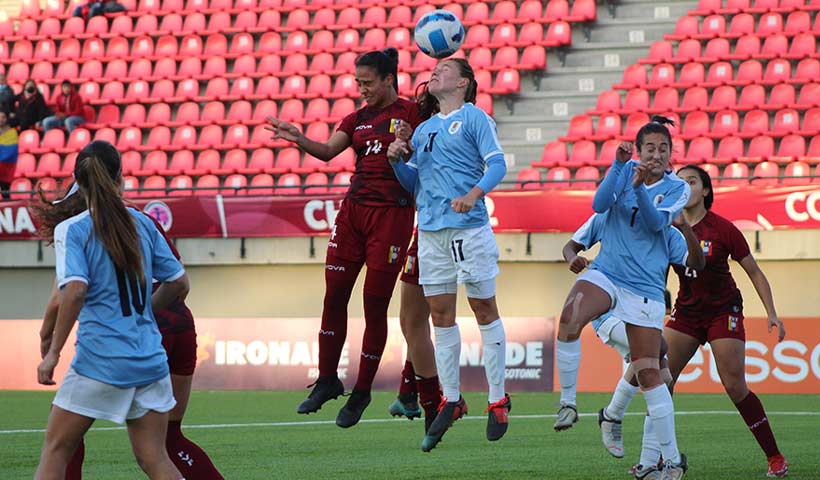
left=728, top=315, right=739, bottom=331
left=701, top=240, right=712, bottom=256
left=448, top=121, right=462, bottom=134
left=144, top=201, right=173, bottom=231
left=388, top=245, right=401, bottom=264
left=653, top=194, right=664, bottom=206
left=389, top=118, right=400, bottom=133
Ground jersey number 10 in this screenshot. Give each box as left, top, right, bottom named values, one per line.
left=115, top=268, right=147, bottom=317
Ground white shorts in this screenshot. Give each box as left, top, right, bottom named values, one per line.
left=418, top=223, right=499, bottom=298
left=53, top=368, right=176, bottom=425
left=596, top=315, right=631, bottom=362
left=578, top=269, right=666, bottom=331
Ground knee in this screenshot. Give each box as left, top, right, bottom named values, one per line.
left=722, top=377, right=748, bottom=403
left=471, top=299, right=498, bottom=325
left=557, top=308, right=581, bottom=342
left=636, top=369, right=661, bottom=389
left=132, top=445, right=165, bottom=474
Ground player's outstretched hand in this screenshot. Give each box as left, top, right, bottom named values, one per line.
left=264, top=116, right=302, bottom=144
left=387, top=139, right=410, bottom=163
left=568, top=255, right=589, bottom=274
left=768, top=315, right=786, bottom=342
left=394, top=120, right=413, bottom=142
left=632, top=163, right=650, bottom=188
left=615, top=141, right=633, bottom=163
left=37, top=351, right=59, bottom=386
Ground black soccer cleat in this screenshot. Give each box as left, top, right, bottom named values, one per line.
left=421, top=396, right=468, bottom=452
left=485, top=393, right=511, bottom=442
left=296, top=376, right=345, bottom=415
left=336, top=389, right=372, bottom=428
left=388, top=392, right=422, bottom=420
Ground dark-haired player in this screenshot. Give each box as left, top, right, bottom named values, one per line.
left=266, top=48, right=421, bottom=428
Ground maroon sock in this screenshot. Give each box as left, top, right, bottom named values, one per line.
left=166, top=420, right=224, bottom=480
left=399, top=360, right=417, bottom=396
left=318, top=256, right=362, bottom=378
left=417, top=376, right=442, bottom=418
left=65, top=439, right=84, bottom=480
left=353, top=268, right=398, bottom=391
left=735, top=391, right=780, bottom=458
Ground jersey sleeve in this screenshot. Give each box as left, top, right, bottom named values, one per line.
left=656, top=179, right=691, bottom=223
left=666, top=227, right=689, bottom=266
left=470, top=108, right=504, bottom=161
left=570, top=214, right=603, bottom=250
left=145, top=217, right=185, bottom=283
left=336, top=110, right=358, bottom=137
left=55, top=221, right=90, bottom=288
left=725, top=221, right=751, bottom=261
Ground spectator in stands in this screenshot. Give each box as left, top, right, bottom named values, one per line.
left=0, top=111, right=19, bottom=200
left=73, top=0, right=126, bottom=20
left=43, top=81, right=86, bottom=133
left=12, top=79, right=50, bottom=131
left=0, top=73, right=14, bottom=115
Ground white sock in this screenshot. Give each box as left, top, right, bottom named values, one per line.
left=639, top=414, right=661, bottom=468
left=556, top=339, right=581, bottom=406
left=434, top=325, right=461, bottom=401
left=479, top=319, right=506, bottom=403
left=644, top=384, right=681, bottom=465
left=605, top=377, right=639, bottom=420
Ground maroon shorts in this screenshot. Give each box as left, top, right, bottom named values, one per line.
left=327, top=200, right=414, bottom=273
left=400, top=232, right=419, bottom=285
left=161, top=328, right=197, bottom=376
left=666, top=308, right=746, bottom=345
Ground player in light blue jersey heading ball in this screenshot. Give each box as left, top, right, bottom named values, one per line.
left=387, top=58, right=510, bottom=452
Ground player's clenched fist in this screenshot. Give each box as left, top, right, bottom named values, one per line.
left=394, top=119, right=413, bottom=142
left=615, top=141, right=633, bottom=163
left=387, top=139, right=410, bottom=163
left=567, top=255, right=589, bottom=274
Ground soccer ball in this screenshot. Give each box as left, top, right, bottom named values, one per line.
left=414, top=9, right=465, bottom=59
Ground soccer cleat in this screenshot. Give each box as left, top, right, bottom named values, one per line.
left=421, top=396, right=468, bottom=452
left=485, top=394, right=511, bottom=441
left=553, top=404, right=579, bottom=431
left=632, top=464, right=662, bottom=480
left=660, top=454, right=688, bottom=480
left=335, top=389, right=372, bottom=428
left=388, top=393, right=422, bottom=420
left=424, top=410, right=437, bottom=435
left=767, top=453, right=789, bottom=478
left=598, top=407, right=624, bottom=458
left=297, top=376, right=344, bottom=414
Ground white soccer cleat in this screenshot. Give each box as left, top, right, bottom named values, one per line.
left=632, top=464, right=662, bottom=480
left=553, top=404, right=578, bottom=431
left=660, top=454, right=688, bottom=480
left=598, top=407, right=624, bottom=458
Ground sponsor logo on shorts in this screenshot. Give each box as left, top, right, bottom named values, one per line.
left=701, top=240, right=712, bottom=256
left=327, top=241, right=338, bottom=248
left=404, top=255, right=416, bottom=275
left=388, top=245, right=401, bottom=264
left=326, top=265, right=345, bottom=271
left=448, top=121, right=462, bottom=134
left=728, top=315, right=739, bottom=331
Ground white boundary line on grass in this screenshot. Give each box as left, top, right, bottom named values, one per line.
left=2, top=410, right=818, bottom=435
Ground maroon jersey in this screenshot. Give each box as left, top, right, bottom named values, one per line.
left=143, top=211, right=195, bottom=334
left=337, top=98, right=420, bottom=208
left=672, top=211, right=751, bottom=317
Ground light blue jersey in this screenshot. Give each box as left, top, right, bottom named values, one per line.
left=572, top=212, right=688, bottom=331
left=589, top=161, right=690, bottom=302
left=55, top=209, right=185, bottom=388
left=407, top=103, right=504, bottom=231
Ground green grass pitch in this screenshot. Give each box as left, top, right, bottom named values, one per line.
left=2, top=391, right=818, bottom=479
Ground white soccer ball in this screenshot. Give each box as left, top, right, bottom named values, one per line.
left=414, top=9, right=465, bottom=59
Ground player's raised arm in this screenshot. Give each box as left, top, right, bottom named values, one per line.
left=591, top=141, right=632, bottom=213
left=672, top=215, right=705, bottom=270
left=265, top=116, right=351, bottom=161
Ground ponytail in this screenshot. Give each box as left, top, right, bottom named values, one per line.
left=31, top=181, right=86, bottom=243
left=74, top=141, right=144, bottom=282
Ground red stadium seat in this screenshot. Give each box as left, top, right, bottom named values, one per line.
left=703, top=61, right=733, bottom=87
left=17, top=130, right=39, bottom=155
left=758, top=12, right=784, bottom=36
left=721, top=162, right=750, bottom=185
left=220, top=174, right=248, bottom=195
left=740, top=135, right=775, bottom=162
left=641, top=40, right=674, bottom=65
left=330, top=171, right=352, bottom=194
left=247, top=173, right=274, bottom=195
left=194, top=175, right=219, bottom=196
left=782, top=161, right=811, bottom=185
left=463, top=25, right=490, bottom=49
left=761, top=59, right=792, bottom=86
left=179, top=35, right=204, bottom=58
left=739, top=109, right=771, bottom=139
left=533, top=141, right=566, bottom=169
left=648, top=87, right=677, bottom=113
left=751, top=161, right=779, bottom=186
left=516, top=168, right=542, bottom=190
left=275, top=173, right=302, bottom=195
left=709, top=110, right=740, bottom=138
left=593, top=139, right=619, bottom=166
left=725, top=13, right=755, bottom=38
left=30, top=153, right=62, bottom=179
left=649, top=63, right=676, bottom=88
left=545, top=167, right=571, bottom=188
left=685, top=137, right=714, bottom=164
left=737, top=84, right=766, bottom=111
left=303, top=172, right=329, bottom=194
left=729, top=60, right=762, bottom=86
left=120, top=151, right=141, bottom=175
left=267, top=148, right=300, bottom=174
left=590, top=90, right=621, bottom=115
left=671, top=62, right=705, bottom=89
left=801, top=107, right=820, bottom=135
left=167, top=175, right=193, bottom=196
left=666, top=15, right=699, bottom=41
left=565, top=140, right=597, bottom=167
left=714, top=136, right=744, bottom=164
left=559, top=115, right=593, bottom=142
left=386, top=28, right=412, bottom=50
left=572, top=166, right=600, bottom=190
left=784, top=10, right=811, bottom=35
left=173, top=102, right=200, bottom=127
left=770, top=134, right=805, bottom=163
left=544, top=0, right=569, bottom=21
left=239, top=149, right=274, bottom=175
left=134, top=151, right=168, bottom=176
left=117, top=127, right=143, bottom=152
left=791, top=58, right=820, bottom=85
left=64, top=128, right=92, bottom=153
left=697, top=14, right=726, bottom=39
left=767, top=84, right=796, bottom=110
left=623, top=112, right=650, bottom=139
left=772, top=108, right=799, bottom=136
left=544, top=21, right=571, bottom=47
left=123, top=175, right=140, bottom=198
left=591, top=114, right=621, bottom=141
left=10, top=178, right=32, bottom=199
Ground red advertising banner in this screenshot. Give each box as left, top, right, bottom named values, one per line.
left=568, top=317, right=820, bottom=394
left=1, top=185, right=819, bottom=239
left=0, top=317, right=554, bottom=392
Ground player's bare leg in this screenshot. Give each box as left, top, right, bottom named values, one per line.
left=627, top=324, right=686, bottom=480
left=127, top=410, right=183, bottom=480
left=35, top=406, right=94, bottom=480
left=468, top=294, right=510, bottom=442
left=167, top=374, right=223, bottom=479
left=422, top=292, right=467, bottom=452
left=555, top=280, right=610, bottom=431
left=711, top=338, right=788, bottom=478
